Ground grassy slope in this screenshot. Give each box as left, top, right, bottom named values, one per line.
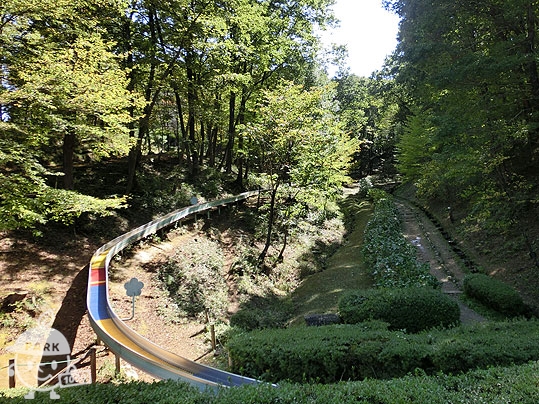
left=289, top=198, right=373, bottom=325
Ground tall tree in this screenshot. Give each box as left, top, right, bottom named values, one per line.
left=388, top=0, right=539, bottom=234
left=120, top=0, right=336, bottom=189
left=335, top=74, right=401, bottom=177
left=244, top=81, right=358, bottom=264
left=0, top=0, right=135, bottom=231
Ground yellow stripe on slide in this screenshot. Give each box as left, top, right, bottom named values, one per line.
left=91, top=252, right=109, bottom=268
left=90, top=280, right=106, bottom=286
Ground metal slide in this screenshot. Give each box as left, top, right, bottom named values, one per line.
left=86, top=191, right=263, bottom=390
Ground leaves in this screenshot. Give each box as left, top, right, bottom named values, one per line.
left=0, top=0, right=141, bottom=230
left=362, top=191, right=438, bottom=288
left=391, top=0, right=539, bottom=232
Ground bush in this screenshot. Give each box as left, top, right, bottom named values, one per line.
left=230, top=294, right=294, bottom=331
left=157, top=238, right=228, bottom=320
left=357, top=176, right=373, bottom=197
left=463, top=273, right=526, bottom=316
left=338, top=288, right=460, bottom=333
left=227, top=322, right=393, bottom=383
left=366, top=188, right=388, bottom=203
left=362, top=193, right=438, bottom=288
left=6, top=362, right=539, bottom=403
left=227, top=319, right=539, bottom=384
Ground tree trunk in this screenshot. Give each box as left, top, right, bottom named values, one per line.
left=276, top=226, right=288, bottom=263
left=207, top=126, right=217, bottom=167
left=126, top=146, right=138, bottom=193
left=526, top=3, right=539, bottom=111
left=199, top=120, right=205, bottom=166
left=258, top=184, right=278, bottom=263
left=126, top=4, right=159, bottom=193
left=186, top=61, right=199, bottom=176
left=173, top=87, right=189, bottom=162
left=224, top=91, right=236, bottom=173
left=235, top=89, right=248, bottom=189
left=62, top=131, right=76, bottom=190
left=524, top=3, right=539, bottom=147
left=127, top=106, right=153, bottom=193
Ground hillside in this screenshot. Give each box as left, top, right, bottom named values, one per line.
left=395, top=183, right=539, bottom=316
left=1, top=183, right=535, bottom=388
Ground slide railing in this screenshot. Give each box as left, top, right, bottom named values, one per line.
left=87, top=190, right=264, bottom=390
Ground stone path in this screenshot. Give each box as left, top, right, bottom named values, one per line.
left=395, top=199, right=486, bottom=324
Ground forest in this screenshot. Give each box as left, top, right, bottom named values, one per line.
left=2, top=0, right=538, bottom=260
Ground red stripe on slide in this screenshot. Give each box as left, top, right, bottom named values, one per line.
left=90, top=268, right=106, bottom=284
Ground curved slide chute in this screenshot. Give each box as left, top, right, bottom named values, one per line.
left=87, top=191, right=263, bottom=390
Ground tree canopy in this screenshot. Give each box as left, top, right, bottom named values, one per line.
left=8, top=0, right=536, bottom=254
left=0, top=0, right=344, bottom=233
left=244, top=81, right=358, bottom=262
left=387, top=0, right=539, bottom=237
left=1, top=0, right=133, bottom=232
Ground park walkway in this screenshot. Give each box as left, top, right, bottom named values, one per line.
left=395, top=199, right=485, bottom=324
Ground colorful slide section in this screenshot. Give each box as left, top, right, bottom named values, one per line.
left=86, top=191, right=263, bottom=390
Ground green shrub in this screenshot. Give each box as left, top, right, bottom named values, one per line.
left=357, top=176, right=373, bottom=197
left=5, top=361, right=539, bottom=403
left=338, top=288, right=460, bottom=333
left=366, top=188, right=389, bottom=203
left=362, top=193, right=438, bottom=288
left=157, top=238, right=228, bottom=320
left=227, top=319, right=539, bottom=384
left=227, top=322, right=392, bottom=383
left=230, top=305, right=291, bottom=331
left=463, top=273, right=526, bottom=316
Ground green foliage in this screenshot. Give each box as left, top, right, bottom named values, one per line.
left=362, top=192, right=438, bottom=288
left=396, top=112, right=437, bottom=182
left=334, top=74, right=401, bottom=177
left=463, top=273, right=527, bottom=317
left=391, top=0, right=539, bottom=235
left=133, top=164, right=197, bottom=213
left=246, top=81, right=358, bottom=197
left=0, top=153, right=126, bottom=232
left=338, top=288, right=460, bottom=332
left=229, top=302, right=292, bottom=331
left=227, top=322, right=392, bottom=383
left=158, top=238, right=228, bottom=321
left=227, top=319, right=539, bottom=384
left=6, top=361, right=539, bottom=402
left=366, top=188, right=388, bottom=204
left=356, top=176, right=373, bottom=198
left=0, top=0, right=137, bottom=231
left=0, top=0, right=343, bottom=232
left=244, top=81, right=359, bottom=261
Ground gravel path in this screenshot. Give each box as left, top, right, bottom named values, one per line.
left=395, top=199, right=486, bottom=324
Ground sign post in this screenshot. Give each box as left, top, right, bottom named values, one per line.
left=123, top=278, right=144, bottom=321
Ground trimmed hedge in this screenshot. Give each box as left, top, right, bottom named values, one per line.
left=463, top=273, right=526, bottom=316
left=363, top=191, right=438, bottom=288
left=5, top=361, right=539, bottom=403
left=338, top=288, right=460, bottom=332
left=227, top=319, right=539, bottom=383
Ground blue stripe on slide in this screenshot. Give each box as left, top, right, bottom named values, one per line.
left=88, top=284, right=111, bottom=320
